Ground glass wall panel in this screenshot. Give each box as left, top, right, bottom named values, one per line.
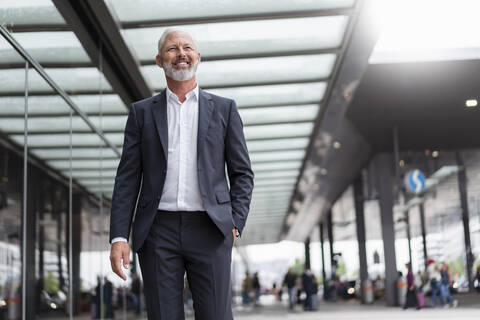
left=142, top=54, right=336, bottom=90
left=241, top=105, right=319, bottom=126
left=0, top=32, right=90, bottom=65
left=0, top=33, right=25, bottom=319
left=246, top=138, right=309, bottom=152
left=10, top=133, right=123, bottom=148
left=252, top=160, right=301, bottom=172
left=0, top=68, right=112, bottom=94
left=0, top=116, right=126, bottom=133
left=108, top=0, right=354, bottom=23
left=254, top=170, right=299, bottom=180
left=0, top=0, right=66, bottom=26
left=250, top=150, right=305, bottom=163
left=123, top=16, right=349, bottom=61
left=244, top=123, right=313, bottom=140
left=0, top=95, right=127, bottom=116
left=208, top=82, right=326, bottom=107
left=0, top=144, right=23, bottom=319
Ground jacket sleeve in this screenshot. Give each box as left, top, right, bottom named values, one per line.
left=225, top=100, right=254, bottom=235
left=109, top=103, right=142, bottom=243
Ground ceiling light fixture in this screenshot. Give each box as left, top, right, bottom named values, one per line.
left=466, top=99, right=478, bottom=108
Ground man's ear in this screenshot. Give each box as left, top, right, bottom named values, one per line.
left=155, top=54, right=163, bottom=69
left=198, top=52, right=201, bottom=63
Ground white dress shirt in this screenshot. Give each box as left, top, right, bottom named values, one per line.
left=112, top=85, right=204, bottom=244
left=159, top=85, right=204, bottom=211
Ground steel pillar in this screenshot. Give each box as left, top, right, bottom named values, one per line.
left=419, top=202, right=428, bottom=271
left=456, top=151, right=474, bottom=291
left=304, top=237, right=311, bottom=270
left=353, top=175, right=369, bottom=303
left=326, top=210, right=334, bottom=277
left=375, top=153, right=398, bottom=306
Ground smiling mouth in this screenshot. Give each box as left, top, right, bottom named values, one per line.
left=173, top=59, right=191, bottom=68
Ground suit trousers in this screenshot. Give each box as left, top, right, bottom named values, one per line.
left=138, top=210, right=234, bottom=320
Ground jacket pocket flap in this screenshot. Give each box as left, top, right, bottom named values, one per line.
left=215, top=191, right=231, bottom=204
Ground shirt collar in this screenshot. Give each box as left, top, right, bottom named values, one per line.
left=166, top=85, right=199, bottom=103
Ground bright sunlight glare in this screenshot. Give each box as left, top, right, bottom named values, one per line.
left=369, top=0, right=480, bottom=63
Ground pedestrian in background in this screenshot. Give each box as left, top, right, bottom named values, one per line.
left=427, top=259, right=443, bottom=308
left=283, top=268, right=297, bottom=310
left=402, top=263, right=418, bottom=309
left=252, top=272, right=261, bottom=306
left=440, top=262, right=457, bottom=308
left=242, top=272, right=253, bottom=306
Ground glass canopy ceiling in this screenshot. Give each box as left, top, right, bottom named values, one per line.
left=0, top=0, right=357, bottom=245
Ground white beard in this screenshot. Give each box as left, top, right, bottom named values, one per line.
left=162, top=59, right=198, bottom=81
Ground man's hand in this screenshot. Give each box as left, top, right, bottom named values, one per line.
left=110, top=242, right=130, bottom=281
left=232, top=228, right=236, bottom=246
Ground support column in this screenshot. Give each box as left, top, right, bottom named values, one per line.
left=419, top=203, right=428, bottom=271
left=375, top=153, right=398, bottom=306
left=353, top=175, right=369, bottom=303
left=25, top=168, right=38, bottom=319
left=69, top=193, right=82, bottom=315
left=405, top=209, right=413, bottom=267
left=37, top=186, right=45, bottom=310
left=304, top=237, right=311, bottom=270
left=57, top=189, right=65, bottom=290
left=326, top=210, right=334, bottom=277
left=456, top=151, right=474, bottom=291
left=319, top=223, right=327, bottom=288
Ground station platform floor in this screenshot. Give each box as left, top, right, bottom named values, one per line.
left=44, top=292, right=479, bottom=319
left=231, top=292, right=479, bottom=320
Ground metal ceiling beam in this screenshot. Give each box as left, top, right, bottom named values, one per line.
left=6, top=24, right=71, bottom=33
left=0, top=90, right=116, bottom=97
left=52, top=0, right=152, bottom=106
left=0, top=62, right=93, bottom=70
left=247, top=134, right=310, bottom=142
left=199, top=78, right=329, bottom=90
left=27, top=145, right=122, bottom=150
left=0, top=113, right=127, bottom=119
left=122, top=8, right=353, bottom=29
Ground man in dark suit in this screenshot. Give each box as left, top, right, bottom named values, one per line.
left=109, top=28, right=254, bottom=319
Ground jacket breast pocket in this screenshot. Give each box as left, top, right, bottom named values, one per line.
left=215, top=191, right=231, bottom=204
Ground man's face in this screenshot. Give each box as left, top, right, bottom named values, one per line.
left=156, top=32, right=200, bottom=81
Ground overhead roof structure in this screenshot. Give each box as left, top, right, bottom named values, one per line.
left=2, top=0, right=479, bottom=246
left=0, top=0, right=360, bottom=245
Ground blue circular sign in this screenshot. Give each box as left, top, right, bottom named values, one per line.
left=404, top=169, right=426, bottom=194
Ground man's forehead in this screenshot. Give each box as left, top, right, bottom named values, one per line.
left=165, top=32, right=195, bottom=45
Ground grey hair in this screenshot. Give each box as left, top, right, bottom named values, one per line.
left=157, top=28, right=198, bottom=54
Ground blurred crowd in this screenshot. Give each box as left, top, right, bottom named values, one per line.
left=238, top=258, right=480, bottom=313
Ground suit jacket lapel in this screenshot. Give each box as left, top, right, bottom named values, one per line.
left=197, top=88, right=214, bottom=158
left=151, top=90, right=168, bottom=159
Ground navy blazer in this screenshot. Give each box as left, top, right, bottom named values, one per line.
left=109, top=88, right=254, bottom=252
